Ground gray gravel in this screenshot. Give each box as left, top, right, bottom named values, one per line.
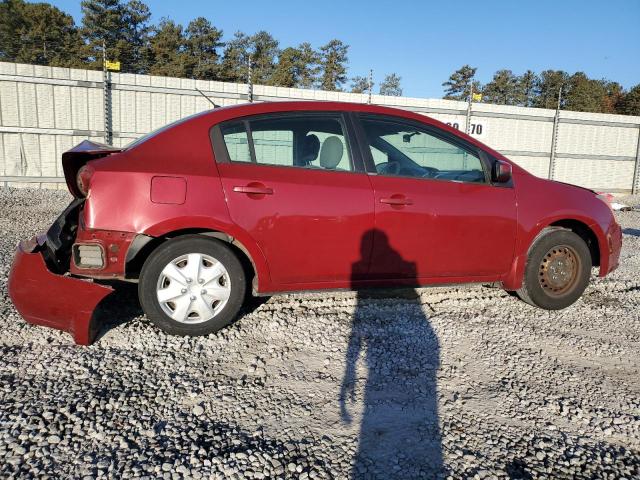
left=0, top=187, right=639, bottom=479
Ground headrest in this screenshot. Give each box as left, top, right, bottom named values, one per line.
left=300, top=134, right=320, bottom=165
left=319, top=136, right=344, bottom=169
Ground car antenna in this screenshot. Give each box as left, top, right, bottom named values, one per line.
left=195, top=87, right=221, bottom=108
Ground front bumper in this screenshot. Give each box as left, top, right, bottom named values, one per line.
left=8, top=236, right=113, bottom=345
left=602, top=221, right=622, bottom=275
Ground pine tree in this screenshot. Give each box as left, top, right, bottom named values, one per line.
left=350, top=75, right=371, bottom=94
left=121, top=0, right=151, bottom=73
left=379, top=73, right=402, bottom=96
left=319, top=39, right=348, bottom=91
left=185, top=17, right=223, bottom=80
left=270, top=43, right=321, bottom=88
left=219, top=31, right=250, bottom=83
left=620, top=84, right=640, bottom=116
left=516, top=70, right=538, bottom=107
left=0, top=0, right=22, bottom=62
left=250, top=31, right=279, bottom=85
left=482, top=70, right=518, bottom=105
left=563, top=72, right=608, bottom=112
left=148, top=18, right=188, bottom=77
left=80, top=0, right=127, bottom=69
left=534, top=70, right=570, bottom=109
left=271, top=47, right=301, bottom=87
left=0, top=0, right=84, bottom=67
left=442, top=65, right=479, bottom=100
left=295, top=42, right=320, bottom=89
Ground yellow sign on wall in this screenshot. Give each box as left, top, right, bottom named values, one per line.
left=472, top=92, right=483, bottom=102
left=104, top=60, right=121, bottom=71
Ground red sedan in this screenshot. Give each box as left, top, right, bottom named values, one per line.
left=9, top=101, right=622, bottom=344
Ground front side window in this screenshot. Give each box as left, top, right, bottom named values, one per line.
left=220, top=114, right=353, bottom=171
left=360, top=117, right=486, bottom=183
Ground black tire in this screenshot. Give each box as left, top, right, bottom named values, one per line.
left=138, top=235, right=246, bottom=336
left=516, top=229, right=592, bottom=310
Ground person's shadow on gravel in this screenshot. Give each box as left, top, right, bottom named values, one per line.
left=340, top=229, right=443, bottom=479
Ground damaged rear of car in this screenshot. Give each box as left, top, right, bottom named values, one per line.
left=8, top=141, right=122, bottom=344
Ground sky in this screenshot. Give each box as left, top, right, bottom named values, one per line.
left=42, top=0, right=640, bottom=98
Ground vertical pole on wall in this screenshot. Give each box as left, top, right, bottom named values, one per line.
left=465, top=82, right=473, bottom=135
left=102, top=39, right=112, bottom=145
left=632, top=125, right=640, bottom=194
left=247, top=60, right=253, bottom=103
left=367, top=69, right=373, bottom=104
left=548, top=87, right=562, bottom=180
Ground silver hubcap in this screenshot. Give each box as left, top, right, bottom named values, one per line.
left=156, top=253, right=231, bottom=324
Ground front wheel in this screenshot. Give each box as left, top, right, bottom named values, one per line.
left=139, top=236, right=246, bottom=336
left=516, top=229, right=592, bottom=310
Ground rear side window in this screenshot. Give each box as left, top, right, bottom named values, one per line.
left=220, top=114, right=353, bottom=171
left=220, top=122, right=251, bottom=163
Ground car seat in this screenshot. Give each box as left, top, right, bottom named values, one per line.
left=319, top=136, right=344, bottom=170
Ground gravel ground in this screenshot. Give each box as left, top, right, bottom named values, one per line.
left=0, top=187, right=639, bottom=479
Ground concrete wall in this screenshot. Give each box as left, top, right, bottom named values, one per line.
left=1, top=61, right=639, bottom=192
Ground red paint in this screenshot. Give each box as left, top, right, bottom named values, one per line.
left=8, top=101, right=622, bottom=344
left=217, top=162, right=374, bottom=284
left=151, top=176, right=187, bottom=204
left=8, top=237, right=112, bottom=345
left=69, top=226, right=136, bottom=279
left=367, top=175, right=516, bottom=278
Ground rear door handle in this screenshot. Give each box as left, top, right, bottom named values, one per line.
left=380, top=196, right=413, bottom=206
left=232, top=185, right=273, bottom=195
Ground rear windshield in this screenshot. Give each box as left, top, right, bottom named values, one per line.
left=124, top=110, right=210, bottom=150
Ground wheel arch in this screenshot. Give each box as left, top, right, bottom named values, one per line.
left=125, top=227, right=268, bottom=294
left=548, top=219, right=600, bottom=268
left=503, top=216, right=604, bottom=290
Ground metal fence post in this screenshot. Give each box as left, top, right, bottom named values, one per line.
left=633, top=125, right=640, bottom=194
left=465, top=83, right=473, bottom=135
left=102, top=40, right=112, bottom=145
left=548, top=87, right=562, bottom=180
left=247, top=60, right=253, bottom=103
left=367, top=69, right=373, bottom=104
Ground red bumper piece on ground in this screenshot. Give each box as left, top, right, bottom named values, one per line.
left=8, top=237, right=113, bottom=345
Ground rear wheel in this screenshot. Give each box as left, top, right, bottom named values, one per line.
left=516, top=229, right=592, bottom=310
left=139, top=236, right=246, bottom=336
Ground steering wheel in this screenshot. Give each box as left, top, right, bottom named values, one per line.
left=376, top=162, right=400, bottom=175
left=420, top=167, right=439, bottom=178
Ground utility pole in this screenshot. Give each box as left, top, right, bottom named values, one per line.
left=548, top=86, right=562, bottom=180
left=367, top=69, right=373, bottom=104
left=102, top=39, right=112, bottom=145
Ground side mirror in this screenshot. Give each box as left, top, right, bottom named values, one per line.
left=492, top=160, right=512, bottom=183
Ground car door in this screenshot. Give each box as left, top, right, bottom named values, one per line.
left=211, top=112, right=375, bottom=287
left=355, top=114, right=517, bottom=280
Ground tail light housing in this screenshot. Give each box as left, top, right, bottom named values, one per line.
left=72, top=244, right=105, bottom=269
left=76, top=165, right=95, bottom=197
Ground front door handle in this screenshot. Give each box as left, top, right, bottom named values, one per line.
left=233, top=184, right=274, bottom=195
left=380, top=195, right=412, bottom=206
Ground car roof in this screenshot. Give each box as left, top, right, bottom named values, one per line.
left=196, top=100, right=445, bottom=133
left=127, top=100, right=523, bottom=174
left=210, top=100, right=412, bottom=116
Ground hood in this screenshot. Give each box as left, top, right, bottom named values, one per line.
left=548, top=179, right=596, bottom=195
